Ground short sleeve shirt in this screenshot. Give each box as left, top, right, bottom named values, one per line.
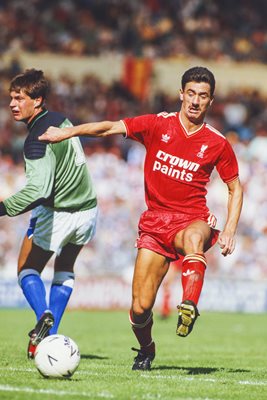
left=122, top=112, right=239, bottom=214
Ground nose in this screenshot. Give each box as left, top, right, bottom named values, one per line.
left=10, top=98, right=16, bottom=107
left=191, top=95, right=200, bottom=107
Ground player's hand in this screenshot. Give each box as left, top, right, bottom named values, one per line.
left=39, top=126, right=68, bottom=143
left=217, top=231, right=236, bottom=257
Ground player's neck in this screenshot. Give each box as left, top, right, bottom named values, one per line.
left=27, top=107, right=44, bottom=124
left=179, top=112, right=204, bottom=135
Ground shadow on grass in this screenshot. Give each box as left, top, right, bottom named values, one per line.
left=81, top=354, right=109, bottom=360
left=154, top=366, right=250, bottom=374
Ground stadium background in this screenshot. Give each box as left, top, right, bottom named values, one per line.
left=0, top=0, right=267, bottom=312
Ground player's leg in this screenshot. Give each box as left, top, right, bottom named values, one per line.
left=18, top=210, right=55, bottom=322
left=18, top=235, right=54, bottom=358
left=174, top=220, right=211, bottom=337
left=48, top=205, right=98, bottom=334
left=48, top=243, right=83, bottom=335
left=18, top=235, right=53, bottom=321
left=130, top=248, right=169, bottom=370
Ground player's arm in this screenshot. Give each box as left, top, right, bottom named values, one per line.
left=0, top=147, right=56, bottom=217
left=218, top=177, right=243, bottom=256
left=39, top=120, right=126, bottom=143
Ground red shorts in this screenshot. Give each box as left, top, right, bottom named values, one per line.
left=135, top=209, right=220, bottom=261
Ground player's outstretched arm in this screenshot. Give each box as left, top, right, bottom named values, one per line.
left=218, top=177, right=243, bottom=256
left=39, top=120, right=126, bottom=143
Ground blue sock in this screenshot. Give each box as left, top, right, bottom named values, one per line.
left=18, top=269, right=48, bottom=321
left=49, top=272, right=74, bottom=334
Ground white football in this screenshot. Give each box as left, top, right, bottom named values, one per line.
left=34, top=334, right=80, bottom=378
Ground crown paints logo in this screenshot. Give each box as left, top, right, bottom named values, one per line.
left=197, top=144, right=208, bottom=158
left=161, top=133, right=170, bottom=143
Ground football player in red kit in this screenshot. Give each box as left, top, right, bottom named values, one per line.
left=39, top=66, right=243, bottom=371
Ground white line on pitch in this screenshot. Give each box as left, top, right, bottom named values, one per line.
left=1, top=367, right=267, bottom=388
left=0, top=385, right=114, bottom=398
left=140, top=374, right=267, bottom=386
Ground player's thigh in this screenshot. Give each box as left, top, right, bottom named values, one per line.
left=18, top=234, right=33, bottom=273
left=19, top=239, right=53, bottom=274
left=132, top=248, right=169, bottom=311
left=54, top=243, right=83, bottom=272
left=18, top=213, right=39, bottom=273
left=53, top=208, right=97, bottom=271
left=174, top=219, right=211, bottom=254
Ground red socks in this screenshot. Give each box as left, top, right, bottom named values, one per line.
left=181, top=253, right=207, bottom=305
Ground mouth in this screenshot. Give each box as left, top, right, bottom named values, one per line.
left=188, top=107, right=200, bottom=114
left=11, top=110, right=20, bottom=118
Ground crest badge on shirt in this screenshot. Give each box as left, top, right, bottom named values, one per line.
left=197, top=144, right=208, bottom=158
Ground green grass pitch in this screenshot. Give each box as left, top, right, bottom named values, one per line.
left=0, top=309, right=266, bottom=400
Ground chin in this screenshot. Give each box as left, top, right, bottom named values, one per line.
left=188, top=112, right=203, bottom=123
left=12, top=115, right=22, bottom=121
left=188, top=115, right=199, bottom=122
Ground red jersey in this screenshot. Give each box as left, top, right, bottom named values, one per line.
left=122, top=112, right=239, bottom=214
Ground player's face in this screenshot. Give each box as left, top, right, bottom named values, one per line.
left=9, top=90, right=42, bottom=123
left=179, top=81, right=213, bottom=124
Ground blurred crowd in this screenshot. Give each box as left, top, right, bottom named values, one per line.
left=1, top=0, right=267, bottom=62
left=0, top=0, right=267, bottom=281
left=1, top=64, right=267, bottom=281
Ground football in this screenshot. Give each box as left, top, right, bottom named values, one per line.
left=34, top=334, right=80, bottom=378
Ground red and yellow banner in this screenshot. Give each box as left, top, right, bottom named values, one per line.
left=122, top=56, right=153, bottom=101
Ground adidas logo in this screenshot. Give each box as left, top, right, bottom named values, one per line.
left=161, top=133, right=170, bottom=143
left=182, top=269, right=195, bottom=276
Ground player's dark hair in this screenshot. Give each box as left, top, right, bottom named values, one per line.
left=9, top=69, right=49, bottom=104
left=181, top=66, right=215, bottom=97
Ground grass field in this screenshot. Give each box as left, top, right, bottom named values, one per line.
left=0, top=309, right=266, bottom=400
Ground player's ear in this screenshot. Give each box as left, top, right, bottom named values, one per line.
left=209, top=97, right=214, bottom=106
left=34, top=97, right=43, bottom=108
left=179, top=89, right=184, bottom=101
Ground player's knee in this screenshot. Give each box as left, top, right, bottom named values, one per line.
left=52, top=271, right=75, bottom=288
left=129, top=308, right=153, bottom=327
left=183, top=229, right=205, bottom=250
left=17, top=268, right=40, bottom=286
left=132, top=298, right=152, bottom=317
left=132, top=302, right=145, bottom=317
